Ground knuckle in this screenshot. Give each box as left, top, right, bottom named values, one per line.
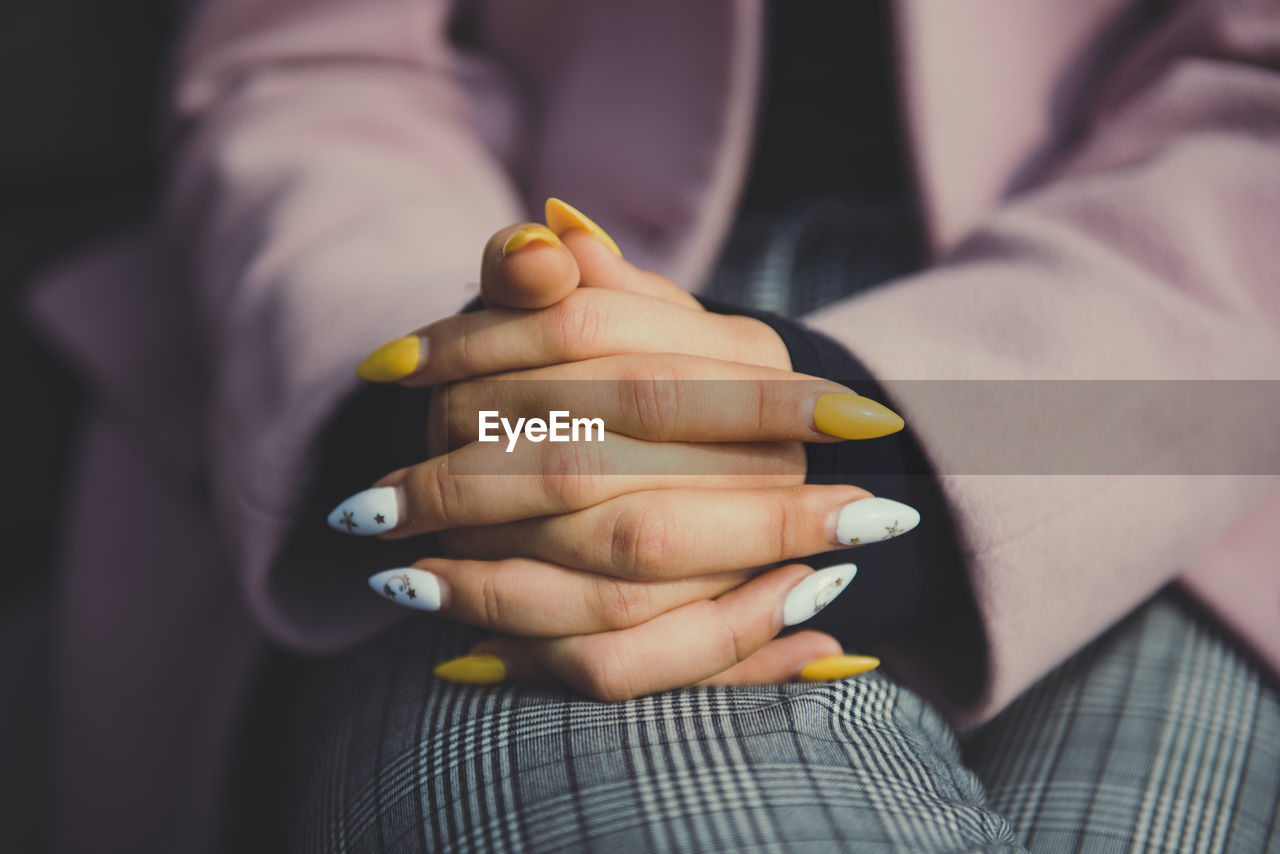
left=714, top=615, right=750, bottom=666
left=736, top=443, right=806, bottom=484
left=620, top=363, right=682, bottom=441
left=750, top=442, right=808, bottom=482
left=769, top=490, right=799, bottom=562
left=729, top=315, right=790, bottom=369
left=410, top=459, right=460, bottom=528
left=454, top=311, right=479, bottom=366
left=442, top=381, right=477, bottom=446
left=592, top=577, right=653, bottom=630
left=546, top=292, right=604, bottom=361
left=540, top=441, right=608, bottom=509
left=426, top=393, right=449, bottom=458
left=610, top=499, right=678, bottom=579
left=754, top=379, right=769, bottom=435
left=477, top=571, right=505, bottom=628
left=778, top=443, right=807, bottom=480
left=563, top=645, right=635, bottom=702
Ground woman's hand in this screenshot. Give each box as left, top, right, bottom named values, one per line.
left=332, top=200, right=912, bottom=696
left=334, top=210, right=907, bottom=552
left=434, top=564, right=876, bottom=700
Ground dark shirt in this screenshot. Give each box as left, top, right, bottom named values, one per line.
left=705, top=4, right=970, bottom=652
left=706, top=0, right=924, bottom=316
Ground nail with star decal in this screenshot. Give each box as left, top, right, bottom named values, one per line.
left=828, top=497, right=920, bottom=546
left=780, top=564, right=856, bottom=627
left=327, top=486, right=402, bottom=536
left=368, top=567, right=445, bottom=611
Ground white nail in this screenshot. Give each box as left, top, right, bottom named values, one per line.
left=368, top=568, right=444, bottom=611
left=327, top=486, right=401, bottom=536
left=834, top=497, right=920, bottom=546
left=782, top=564, right=857, bottom=626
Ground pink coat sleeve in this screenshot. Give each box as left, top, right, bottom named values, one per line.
left=166, top=0, right=525, bottom=649
left=805, top=0, right=1280, bottom=723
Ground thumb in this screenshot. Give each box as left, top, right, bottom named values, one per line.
left=479, top=222, right=581, bottom=309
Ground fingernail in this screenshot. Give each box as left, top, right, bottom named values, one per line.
left=434, top=654, right=507, bottom=685
left=501, top=223, right=563, bottom=256
left=781, top=564, right=856, bottom=627
left=544, top=197, right=623, bottom=257
left=798, top=654, right=880, bottom=682
left=368, top=568, right=445, bottom=611
left=327, top=486, right=402, bottom=536
left=356, top=335, right=426, bottom=383
left=812, top=393, right=904, bottom=439
left=830, top=497, right=920, bottom=546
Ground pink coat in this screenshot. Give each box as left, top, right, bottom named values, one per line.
left=30, top=0, right=1280, bottom=851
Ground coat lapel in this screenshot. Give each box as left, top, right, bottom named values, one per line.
left=894, top=0, right=1141, bottom=255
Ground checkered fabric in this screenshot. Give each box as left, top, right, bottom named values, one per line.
left=284, top=591, right=1278, bottom=853
left=965, top=593, right=1280, bottom=854
left=292, top=621, right=1021, bottom=853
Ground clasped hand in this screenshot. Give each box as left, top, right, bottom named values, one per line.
left=329, top=203, right=916, bottom=699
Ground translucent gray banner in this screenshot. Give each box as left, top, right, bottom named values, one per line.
left=439, top=380, right=1280, bottom=476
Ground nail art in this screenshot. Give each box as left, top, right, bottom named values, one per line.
left=798, top=654, right=880, bottom=682
left=782, top=564, right=857, bottom=627
left=812, top=393, right=904, bottom=440
left=502, top=224, right=563, bottom=256
left=833, top=497, right=920, bottom=546
left=356, top=336, right=425, bottom=383
left=434, top=654, right=507, bottom=685
left=327, top=486, right=401, bottom=536
left=368, top=568, right=444, bottom=611
left=544, top=197, right=623, bottom=257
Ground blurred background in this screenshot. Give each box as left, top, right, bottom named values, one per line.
left=0, top=1, right=182, bottom=847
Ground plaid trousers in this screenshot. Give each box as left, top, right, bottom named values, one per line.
left=245, top=202, right=1279, bottom=851
left=271, top=590, right=1280, bottom=853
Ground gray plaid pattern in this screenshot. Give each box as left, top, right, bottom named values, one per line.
left=296, top=623, right=1021, bottom=853
left=288, top=592, right=1279, bottom=853
left=965, top=594, right=1280, bottom=854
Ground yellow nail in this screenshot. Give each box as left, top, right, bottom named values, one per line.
left=798, top=654, right=880, bottom=682
left=356, top=336, right=423, bottom=383
left=813, top=393, right=904, bottom=440
left=433, top=654, right=507, bottom=685
left=502, top=223, right=563, bottom=256
left=544, top=197, right=622, bottom=257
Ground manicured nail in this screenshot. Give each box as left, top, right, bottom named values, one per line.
left=327, top=486, right=401, bottom=536
left=831, top=497, right=920, bottom=546
left=798, top=654, right=880, bottom=682
left=368, top=568, right=445, bottom=611
left=434, top=654, right=507, bottom=685
left=502, top=223, right=563, bottom=256
left=544, top=197, right=623, bottom=257
left=781, top=564, right=857, bottom=627
left=356, top=335, right=425, bottom=383
left=812, top=393, right=904, bottom=439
